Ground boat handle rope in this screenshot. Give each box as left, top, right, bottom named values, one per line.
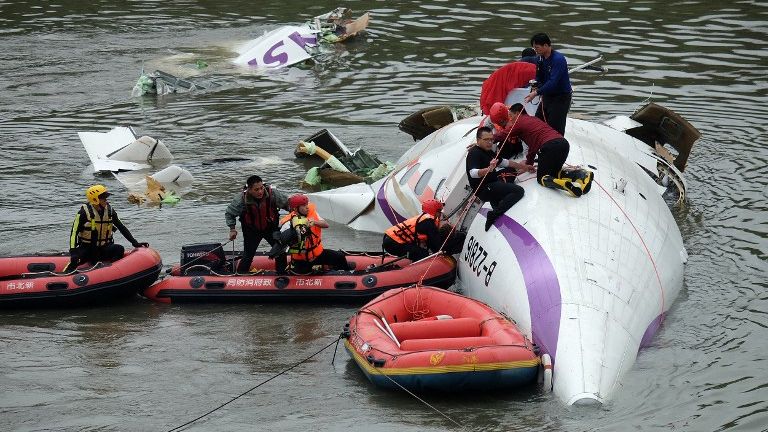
left=164, top=336, right=341, bottom=432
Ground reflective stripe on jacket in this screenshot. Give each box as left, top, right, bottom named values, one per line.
left=384, top=213, right=438, bottom=245
left=77, top=203, right=114, bottom=247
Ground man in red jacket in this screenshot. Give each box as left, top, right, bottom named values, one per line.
left=497, top=103, right=593, bottom=197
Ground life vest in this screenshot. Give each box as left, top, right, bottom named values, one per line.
left=279, top=203, right=324, bottom=261
left=384, top=213, right=438, bottom=245
left=240, top=186, right=278, bottom=231
left=78, top=203, right=114, bottom=247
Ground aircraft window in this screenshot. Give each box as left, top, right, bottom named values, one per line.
left=435, top=178, right=446, bottom=196
left=399, top=163, right=420, bottom=185
left=414, top=169, right=433, bottom=195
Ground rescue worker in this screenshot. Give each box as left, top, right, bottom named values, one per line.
left=225, top=175, right=288, bottom=274
left=498, top=103, right=593, bottom=197
left=382, top=199, right=444, bottom=262
left=65, top=185, right=148, bottom=272
left=466, top=126, right=532, bottom=231
left=276, top=194, right=350, bottom=274
left=523, top=32, right=573, bottom=136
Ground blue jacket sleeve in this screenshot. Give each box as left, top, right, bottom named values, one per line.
left=537, top=53, right=569, bottom=96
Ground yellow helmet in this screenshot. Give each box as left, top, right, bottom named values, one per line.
left=86, top=185, right=110, bottom=205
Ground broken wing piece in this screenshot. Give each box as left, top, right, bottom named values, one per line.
left=78, top=127, right=173, bottom=173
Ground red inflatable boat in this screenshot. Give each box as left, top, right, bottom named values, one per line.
left=344, top=286, right=540, bottom=392
left=143, top=251, right=456, bottom=304
left=0, top=248, right=163, bottom=308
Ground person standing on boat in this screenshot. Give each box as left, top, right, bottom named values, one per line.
left=466, top=126, right=531, bottom=231
left=497, top=103, right=593, bottom=197
left=277, top=194, right=350, bottom=274
left=524, top=33, right=573, bottom=136
left=64, top=185, right=148, bottom=272
left=382, top=198, right=444, bottom=262
left=225, top=175, right=289, bottom=274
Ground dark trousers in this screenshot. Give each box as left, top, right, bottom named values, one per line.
left=536, top=92, right=572, bottom=136
left=536, top=138, right=570, bottom=181
left=67, top=243, right=124, bottom=271
left=238, top=228, right=287, bottom=274
left=382, top=235, right=429, bottom=262
left=291, top=249, right=350, bottom=274
left=478, top=181, right=525, bottom=219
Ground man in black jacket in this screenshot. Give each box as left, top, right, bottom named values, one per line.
left=466, top=127, right=532, bottom=231
left=225, top=175, right=289, bottom=274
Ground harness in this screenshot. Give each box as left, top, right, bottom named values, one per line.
left=240, top=186, right=278, bottom=231
left=279, top=205, right=324, bottom=261
left=78, top=203, right=114, bottom=247
left=385, top=213, right=437, bottom=245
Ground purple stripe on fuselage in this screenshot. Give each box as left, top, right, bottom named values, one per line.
left=376, top=182, right=406, bottom=225
left=479, top=208, right=562, bottom=361
left=640, top=313, right=664, bottom=347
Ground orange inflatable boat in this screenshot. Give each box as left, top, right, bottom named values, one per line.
left=0, top=248, right=162, bottom=308
left=143, top=250, right=456, bottom=304
left=344, top=286, right=539, bottom=392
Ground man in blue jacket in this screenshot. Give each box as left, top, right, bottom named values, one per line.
left=524, top=33, right=573, bottom=136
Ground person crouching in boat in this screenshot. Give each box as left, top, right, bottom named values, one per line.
left=382, top=198, right=444, bottom=262
left=64, top=185, right=148, bottom=272
left=225, top=175, right=289, bottom=274
left=276, top=194, right=350, bottom=274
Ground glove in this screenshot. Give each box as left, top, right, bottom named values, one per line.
left=132, top=242, right=149, bottom=248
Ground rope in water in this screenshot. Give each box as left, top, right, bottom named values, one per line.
left=165, top=336, right=340, bottom=432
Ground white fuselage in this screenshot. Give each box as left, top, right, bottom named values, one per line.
left=310, top=111, right=688, bottom=405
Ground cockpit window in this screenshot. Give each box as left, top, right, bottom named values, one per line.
left=414, top=169, right=433, bottom=195
left=435, top=178, right=446, bottom=197
left=399, top=163, right=420, bottom=185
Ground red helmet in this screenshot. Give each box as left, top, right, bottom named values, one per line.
left=489, top=102, right=510, bottom=125
left=288, top=194, right=309, bottom=209
left=421, top=199, right=444, bottom=217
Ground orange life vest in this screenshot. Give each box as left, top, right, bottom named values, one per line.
left=279, top=203, right=324, bottom=261
left=384, top=213, right=438, bottom=245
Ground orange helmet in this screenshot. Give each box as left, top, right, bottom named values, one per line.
left=421, top=199, right=443, bottom=217
left=288, top=194, right=309, bottom=209
left=489, top=102, right=510, bottom=125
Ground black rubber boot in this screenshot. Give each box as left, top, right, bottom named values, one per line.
left=485, top=210, right=498, bottom=231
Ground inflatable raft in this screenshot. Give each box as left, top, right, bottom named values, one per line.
left=143, top=251, right=457, bottom=304
left=344, top=286, right=539, bottom=392
left=0, top=248, right=162, bottom=308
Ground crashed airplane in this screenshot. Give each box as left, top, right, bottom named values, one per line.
left=309, top=88, right=699, bottom=405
